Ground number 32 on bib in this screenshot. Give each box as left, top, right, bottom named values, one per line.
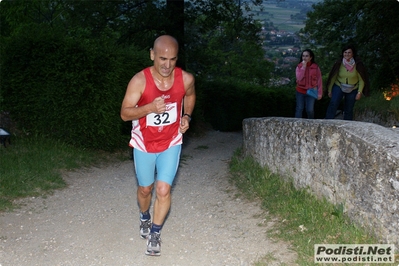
left=146, top=102, right=178, bottom=127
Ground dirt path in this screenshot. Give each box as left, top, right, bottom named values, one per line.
left=0, top=130, right=297, bottom=266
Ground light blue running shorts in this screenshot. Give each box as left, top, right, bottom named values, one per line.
left=133, top=145, right=181, bottom=187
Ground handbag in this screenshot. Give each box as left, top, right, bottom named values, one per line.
left=340, top=83, right=355, bottom=93
left=306, top=87, right=318, bottom=99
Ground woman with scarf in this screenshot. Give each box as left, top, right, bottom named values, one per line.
left=325, top=45, right=370, bottom=120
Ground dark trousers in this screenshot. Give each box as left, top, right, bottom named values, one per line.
left=295, top=91, right=316, bottom=119
left=325, top=84, right=358, bottom=120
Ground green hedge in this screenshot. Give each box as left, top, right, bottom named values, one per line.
left=198, top=79, right=296, bottom=131
left=1, top=25, right=149, bottom=150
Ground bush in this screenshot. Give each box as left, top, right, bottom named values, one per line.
left=1, top=24, right=149, bottom=150
left=388, top=96, right=399, bottom=122
left=197, top=78, right=295, bottom=131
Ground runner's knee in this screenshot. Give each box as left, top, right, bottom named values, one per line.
left=138, top=185, right=153, bottom=197
left=156, top=182, right=171, bottom=198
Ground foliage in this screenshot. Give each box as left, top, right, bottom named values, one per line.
left=0, top=0, right=166, bottom=47
left=229, top=150, right=385, bottom=265
left=2, top=0, right=394, bottom=145
left=0, top=0, right=280, bottom=149
left=355, top=92, right=390, bottom=114
left=389, top=96, right=399, bottom=121
left=354, top=90, right=399, bottom=124
left=185, top=0, right=274, bottom=84
left=0, top=24, right=149, bottom=150
left=198, top=79, right=295, bottom=131
left=300, top=0, right=399, bottom=92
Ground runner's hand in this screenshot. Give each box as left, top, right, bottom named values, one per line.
left=180, top=116, right=190, bottom=134
left=152, top=96, right=166, bottom=114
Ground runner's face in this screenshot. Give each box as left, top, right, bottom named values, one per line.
left=151, top=46, right=178, bottom=78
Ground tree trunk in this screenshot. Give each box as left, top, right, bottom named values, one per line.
left=166, top=0, right=185, bottom=69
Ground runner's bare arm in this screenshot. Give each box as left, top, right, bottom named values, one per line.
left=180, top=71, right=196, bottom=132
left=182, top=71, right=196, bottom=117
left=120, top=72, right=166, bottom=121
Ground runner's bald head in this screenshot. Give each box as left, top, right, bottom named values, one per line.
left=153, top=35, right=179, bottom=51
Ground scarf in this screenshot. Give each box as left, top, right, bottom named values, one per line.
left=343, top=57, right=355, bottom=72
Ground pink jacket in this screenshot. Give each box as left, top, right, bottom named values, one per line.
left=296, top=62, right=323, bottom=97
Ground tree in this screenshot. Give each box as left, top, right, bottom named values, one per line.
left=184, top=0, right=273, bottom=84
left=300, top=0, right=399, bottom=91
left=1, top=0, right=273, bottom=82
left=0, top=0, right=65, bottom=37
left=165, top=0, right=185, bottom=68
left=0, top=0, right=278, bottom=143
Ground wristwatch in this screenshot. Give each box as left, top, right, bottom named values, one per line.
left=183, top=113, right=192, bottom=122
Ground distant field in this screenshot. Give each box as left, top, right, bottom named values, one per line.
left=249, top=3, right=307, bottom=32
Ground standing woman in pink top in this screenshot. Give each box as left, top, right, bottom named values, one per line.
left=295, top=49, right=323, bottom=119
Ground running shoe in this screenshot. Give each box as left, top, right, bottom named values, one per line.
left=139, top=219, right=151, bottom=239
left=145, top=232, right=161, bottom=256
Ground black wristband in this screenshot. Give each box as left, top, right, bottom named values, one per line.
left=183, top=113, right=192, bottom=121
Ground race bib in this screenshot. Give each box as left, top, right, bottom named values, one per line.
left=146, top=102, right=178, bottom=127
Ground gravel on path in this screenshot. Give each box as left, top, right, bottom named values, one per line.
left=0, top=130, right=297, bottom=266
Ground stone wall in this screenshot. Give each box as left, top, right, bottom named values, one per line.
left=242, top=117, right=399, bottom=245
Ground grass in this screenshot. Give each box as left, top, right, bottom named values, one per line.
left=259, top=6, right=304, bottom=32
left=356, top=92, right=392, bottom=114
left=0, top=135, right=127, bottom=212
left=355, top=92, right=399, bottom=125
left=228, top=149, right=399, bottom=266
